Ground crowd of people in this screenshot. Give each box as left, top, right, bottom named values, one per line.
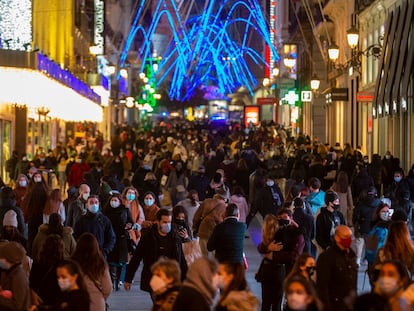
left=0, top=119, right=414, bottom=310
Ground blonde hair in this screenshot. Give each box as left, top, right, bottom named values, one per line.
left=261, top=214, right=279, bottom=246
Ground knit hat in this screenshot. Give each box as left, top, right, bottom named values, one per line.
left=3, top=210, right=17, bottom=228
left=0, top=241, right=25, bottom=264
left=324, top=190, right=339, bottom=205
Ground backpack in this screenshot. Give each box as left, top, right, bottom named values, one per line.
left=365, top=225, right=388, bottom=264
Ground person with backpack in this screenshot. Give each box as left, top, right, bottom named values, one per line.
left=365, top=202, right=391, bottom=287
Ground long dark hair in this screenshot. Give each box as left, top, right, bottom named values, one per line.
left=71, top=233, right=107, bottom=282
left=57, top=259, right=90, bottom=302
left=46, top=213, right=63, bottom=237
left=38, top=234, right=64, bottom=266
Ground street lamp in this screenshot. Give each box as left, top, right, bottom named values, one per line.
left=310, top=74, right=321, bottom=91
left=328, top=42, right=340, bottom=62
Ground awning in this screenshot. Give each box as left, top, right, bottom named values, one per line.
left=373, top=0, right=414, bottom=115
left=0, top=67, right=103, bottom=122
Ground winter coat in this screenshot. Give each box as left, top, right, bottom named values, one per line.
left=31, top=224, right=77, bottom=260
left=215, top=290, right=259, bottom=311
left=192, top=198, right=227, bottom=239
left=125, top=225, right=187, bottom=293
left=316, top=244, right=357, bottom=311
left=0, top=263, right=31, bottom=311
left=104, top=205, right=134, bottom=263
left=315, top=207, right=345, bottom=250
left=83, top=268, right=112, bottom=311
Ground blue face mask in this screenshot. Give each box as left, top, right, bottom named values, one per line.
left=88, top=204, right=99, bottom=214
left=394, top=176, right=402, bottom=183
left=126, top=193, right=136, bottom=201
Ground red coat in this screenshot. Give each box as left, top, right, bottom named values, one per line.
left=68, top=162, right=90, bottom=187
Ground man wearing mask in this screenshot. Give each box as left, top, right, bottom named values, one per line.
left=316, top=225, right=357, bottom=311
left=67, top=156, right=90, bottom=188
left=66, top=184, right=90, bottom=227
left=252, top=174, right=284, bottom=221
left=124, top=209, right=187, bottom=297
left=73, top=195, right=115, bottom=258
left=315, top=190, right=346, bottom=256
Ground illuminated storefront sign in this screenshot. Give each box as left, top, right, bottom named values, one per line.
left=244, top=106, right=260, bottom=128
left=94, top=0, right=104, bottom=55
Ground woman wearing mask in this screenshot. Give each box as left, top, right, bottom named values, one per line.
left=374, top=260, right=411, bottom=311
left=122, top=186, right=144, bottom=244
left=142, top=191, right=160, bottom=230
left=55, top=259, right=90, bottom=311
left=103, top=193, right=134, bottom=290
left=214, top=262, right=259, bottom=311
left=365, top=203, right=391, bottom=286
left=150, top=258, right=181, bottom=311
left=71, top=233, right=111, bottom=311
left=284, top=275, right=322, bottom=311
left=13, top=174, right=29, bottom=208
left=285, top=253, right=316, bottom=289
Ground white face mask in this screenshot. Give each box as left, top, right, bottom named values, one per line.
left=19, top=180, right=27, bottom=187
left=110, top=200, right=120, bottom=208
left=212, top=274, right=221, bottom=291
left=82, top=193, right=89, bottom=201
left=378, top=276, right=399, bottom=296
left=149, top=275, right=167, bottom=293
left=34, top=176, right=42, bottom=183
left=266, top=180, right=274, bottom=187
left=58, top=278, right=72, bottom=291
left=287, top=292, right=308, bottom=310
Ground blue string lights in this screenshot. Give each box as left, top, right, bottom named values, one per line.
left=120, top=0, right=279, bottom=102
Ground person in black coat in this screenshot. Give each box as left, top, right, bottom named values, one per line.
left=0, top=187, right=25, bottom=236
left=207, top=203, right=246, bottom=263
left=292, top=198, right=315, bottom=255
left=187, top=165, right=210, bottom=201
left=351, top=167, right=374, bottom=203
left=316, top=225, right=357, bottom=311
left=103, top=192, right=134, bottom=290
left=73, top=195, right=116, bottom=258
left=253, top=175, right=284, bottom=219
left=124, top=209, right=188, bottom=296
left=315, top=191, right=346, bottom=252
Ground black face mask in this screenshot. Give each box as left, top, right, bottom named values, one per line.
left=278, top=219, right=290, bottom=227
left=306, top=266, right=316, bottom=277
left=175, top=219, right=185, bottom=226
left=333, top=204, right=340, bottom=210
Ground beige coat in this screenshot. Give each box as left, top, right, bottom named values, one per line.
left=192, top=198, right=226, bottom=240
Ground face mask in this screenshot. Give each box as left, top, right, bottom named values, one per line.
left=394, top=176, right=402, bottom=183
left=19, top=180, right=27, bottom=187
left=144, top=165, right=150, bottom=170
left=378, top=276, right=399, bottom=296
left=88, top=204, right=99, bottom=214
left=110, top=200, right=120, bottom=208
left=216, top=275, right=225, bottom=289
left=160, top=223, right=171, bottom=234
left=126, top=193, right=136, bottom=201
left=380, top=211, right=390, bottom=221
left=58, top=278, right=72, bottom=291
left=82, top=193, right=89, bottom=201
left=0, top=259, right=10, bottom=270
left=279, top=219, right=290, bottom=227
left=338, top=237, right=353, bottom=249
left=175, top=219, right=185, bottom=226
left=287, top=293, right=308, bottom=310
left=385, top=155, right=391, bottom=159
left=115, top=159, right=120, bottom=163
left=34, top=176, right=42, bottom=183
left=306, top=266, right=316, bottom=277
left=149, top=275, right=167, bottom=293
left=77, top=159, right=82, bottom=164
left=144, top=198, right=154, bottom=206
left=22, top=157, right=27, bottom=161
left=333, top=204, right=340, bottom=210
left=266, top=180, right=274, bottom=187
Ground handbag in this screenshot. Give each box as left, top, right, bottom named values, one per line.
left=126, top=230, right=137, bottom=254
